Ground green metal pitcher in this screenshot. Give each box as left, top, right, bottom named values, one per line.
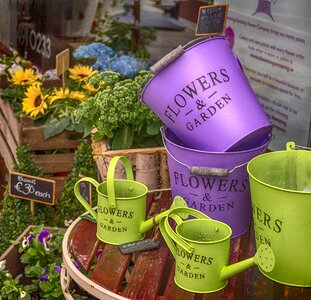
left=74, top=156, right=187, bottom=245
left=159, top=207, right=275, bottom=293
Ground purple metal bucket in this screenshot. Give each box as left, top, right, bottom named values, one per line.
left=142, top=36, right=272, bottom=152
left=162, top=127, right=270, bottom=238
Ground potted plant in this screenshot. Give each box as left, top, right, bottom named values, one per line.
left=0, top=225, right=87, bottom=299
left=74, top=70, right=170, bottom=190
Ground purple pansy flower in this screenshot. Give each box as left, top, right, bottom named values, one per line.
left=38, top=274, right=48, bottom=282
left=74, top=261, right=81, bottom=270
left=54, top=265, right=61, bottom=273
left=38, top=230, right=50, bottom=244
left=96, top=248, right=103, bottom=259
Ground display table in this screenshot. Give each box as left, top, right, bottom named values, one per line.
left=61, top=190, right=310, bottom=299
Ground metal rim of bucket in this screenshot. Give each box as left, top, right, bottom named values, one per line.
left=176, top=219, right=232, bottom=245
left=98, top=179, right=148, bottom=200
left=247, top=149, right=311, bottom=195
left=162, top=127, right=271, bottom=177
left=162, top=127, right=270, bottom=156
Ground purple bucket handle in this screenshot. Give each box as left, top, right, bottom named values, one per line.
left=161, top=127, right=247, bottom=177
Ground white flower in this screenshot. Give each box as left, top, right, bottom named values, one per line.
left=64, top=219, right=73, bottom=227
left=8, top=63, right=23, bottom=74
left=0, top=64, right=7, bottom=75
left=20, top=290, right=27, bottom=298
left=43, top=69, right=59, bottom=80
left=0, top=260, right=6, bottom=271
left=22, top=237, right=29, bottom=248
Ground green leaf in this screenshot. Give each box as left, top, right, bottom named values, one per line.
left=83, top=120, right=94, bottom=138
left=43, top=118, right=70, bottom=139
left=111, top=126, right=134, bottom=150
left=146, top=120, right=162, bottom=135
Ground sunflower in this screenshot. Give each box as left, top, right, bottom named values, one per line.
left=68, top=65, right=97, bottom=82
left=49, top=87, right=86, bottom=104
left=22, top=85, right=48, bottom=117
left=69, top=90, right=86, bottom=101
left=11, top=68, right=41, bottom=86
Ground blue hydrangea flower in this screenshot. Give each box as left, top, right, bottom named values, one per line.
left=108, top=55, right=148, bottom=77
left=73, top=43, right=115, bottom=60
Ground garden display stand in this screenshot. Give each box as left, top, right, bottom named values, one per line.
left=0, top=99, right=82, bottom=199
left=61, top=190, right=310, bottom=299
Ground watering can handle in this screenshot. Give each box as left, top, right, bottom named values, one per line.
left=160, top=207, right=210, bottom=256
left=107, top=156, right=134, bottom=209
left=74, top=177, right=99, bottom=221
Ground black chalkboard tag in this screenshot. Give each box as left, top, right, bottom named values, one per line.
left=9, top=171, right=55, bottom=205
left=195, top=4, right=228, bottom=36
left=79, top=181, right=92, bottom=205
left=118, top=239, right=160, bottom=254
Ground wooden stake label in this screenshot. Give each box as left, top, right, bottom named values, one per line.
left=195, top=4, right=228, bottom=36
left=9, top=172, right=55, bottom=206
left=56, top=48, right=70, bottom=76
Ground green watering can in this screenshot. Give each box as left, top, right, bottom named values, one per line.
left=247, top=141, right=311, bottom=286
left=74, top=156, right=187, bottom=245
left=159, top=207, right=275, bottom=293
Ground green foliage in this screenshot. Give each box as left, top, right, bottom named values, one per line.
left=101, top=20, right=157, bottom=59
left=55, top=140, right=98, bottom=227
left=75, top=70, right=163, bottom=150
left=0, top=146, right=55, bottom=255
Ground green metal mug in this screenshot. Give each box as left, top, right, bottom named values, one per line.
left=74, top=156, right=187, bottom=245
left=160, top=207, right=275, bottom=293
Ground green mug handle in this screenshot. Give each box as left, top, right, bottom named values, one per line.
left=160, top=207, right=211, bottom=257
left=107, top=156, right=134, bottom=208
left=74, top=177, right=100, bottom=221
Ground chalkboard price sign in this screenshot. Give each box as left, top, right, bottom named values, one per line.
left=79, top=181, right=92, bottom=206
left=9, top=172, right=55, bottom=206
left=196, top=4, right=228, bottom=36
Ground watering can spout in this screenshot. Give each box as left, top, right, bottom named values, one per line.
left=220, top=244, right=275, bottom=281
left=139, top=196, right=188, bottom=235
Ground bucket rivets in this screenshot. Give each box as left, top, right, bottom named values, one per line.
left=128, top=186, right=134, bottom=191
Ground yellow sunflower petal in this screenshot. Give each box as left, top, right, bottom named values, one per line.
left=68, top=65, right=97, bottom=82
left=22, top=85, right=48, bottom=117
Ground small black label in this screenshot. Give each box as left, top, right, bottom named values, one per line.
left=196, top=4, right=228, bottom=36
left=118, top=239, right=160, bottom=254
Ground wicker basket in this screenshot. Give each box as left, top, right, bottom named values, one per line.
left=92, top=139, right=170, bottom=191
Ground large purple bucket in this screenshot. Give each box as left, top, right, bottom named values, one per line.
left=162, top=127, right=270, bottom=237
left=142, top=36, right=272, bottom=152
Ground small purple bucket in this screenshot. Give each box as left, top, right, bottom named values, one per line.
left=142, top=36, right=272, bottom=152
left=162, top=127, right=270, bottom=238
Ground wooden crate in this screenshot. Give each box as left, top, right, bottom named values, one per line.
left=92, top=139, right=170, bottom=191
left=0, top=99, right=82, bottom=199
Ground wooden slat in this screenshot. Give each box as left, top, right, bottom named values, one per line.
left=70, top=219, right=99, bottom=272
left=91, top=244, right=132, bottom=293
left=283, top=286, right=305, bottom=300
left=32, top=153, right=74, bottom=173
left=0, top=127, right=16, bottom=171
left=0, top=100, right=21, bottom=146
left=22, top=127, right=81, bottom=151
left=122, top=192, right=172, bottom=300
